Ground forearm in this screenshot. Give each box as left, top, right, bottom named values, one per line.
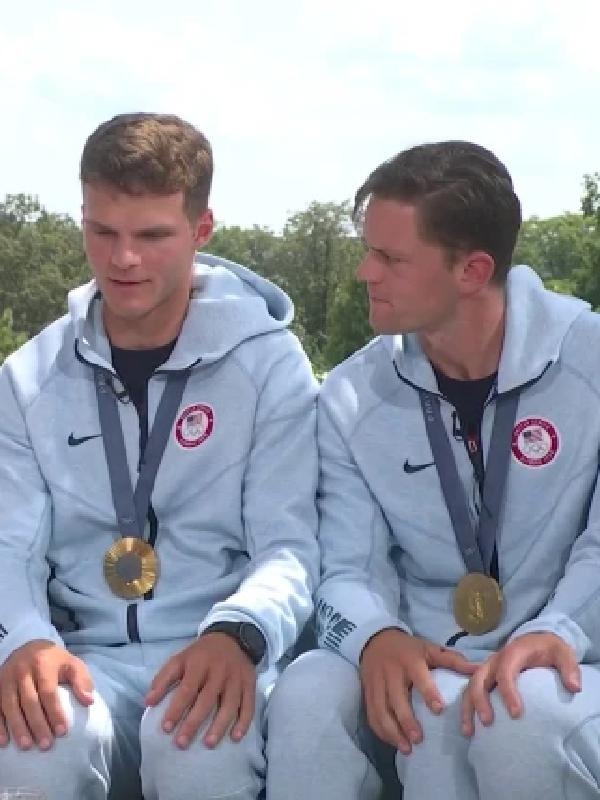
left=509, top=524, right=600, bottom=661
left=0, top=556, right=63, bottom=665
left=199, top=543, right=318, bottom=666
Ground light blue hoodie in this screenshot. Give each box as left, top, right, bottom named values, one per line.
left=316, top=265, right=600, bottom=664
left=0, top=255, right=319, bottom=671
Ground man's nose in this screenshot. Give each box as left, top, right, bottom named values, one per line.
left=356, top=252, right=382, bottom=282
left=110, top=238, right=142, bottom=270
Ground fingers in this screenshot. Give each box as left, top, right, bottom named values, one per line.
left=461, top=661, right=496, bottom=735
left=460, top=685, right=476, bottom=738
left=17, top=673, right=53, bottom=749
left=35, top=670, right=67, bottom=738
left=146, top=658, right=185, bottom=708
left=363, top=673, right=411, bottom=754
left=494, top=651, right=527, bottom=719
left=410, top=659, right=445, bottom=716
left=554, top=644, right=581, bottom=694
left=384, top=674, right=422, bottom=754
left=0, top=708, right=7, bottom=746
left=203, top=681, right=243, bottom=748
left=0, top=645, right=94, bottom=749
left=431, top=646, right=478, bottom=676
left=66, top=659, right=95, bottom=708
left=231, top=677, right=256, bottom=742
left=172, top=673, right=255, bottom=749
left=1, top=678, right=33, bottom=750
left=161, top=676, right=206, bottom=736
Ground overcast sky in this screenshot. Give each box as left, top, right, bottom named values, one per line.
left=1, top=0, right=598, bottom=230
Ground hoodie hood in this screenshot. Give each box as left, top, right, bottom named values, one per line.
left=387, top=265, right=590, bottom=394
left=69, top=254, right=294, bottom=371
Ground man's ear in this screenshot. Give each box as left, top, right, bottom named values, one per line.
left=457, top=251, right=496, bottom=295
left=193, top=208, right=214, bottom=248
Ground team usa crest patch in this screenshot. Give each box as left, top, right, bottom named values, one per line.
left=175, top=404, right=214, bottom=449
left=511, top=417, right=559, bottom=467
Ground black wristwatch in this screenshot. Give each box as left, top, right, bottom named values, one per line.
left=203, top=621, right=266, bottom=666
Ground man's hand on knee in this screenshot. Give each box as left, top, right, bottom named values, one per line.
left=460, top=632, right=581, bottom=736
left=359, top=629, right=477, bottom=756
left=0, top=640, right=94, bottom=752
left=145, top=634, right=256, bottom=751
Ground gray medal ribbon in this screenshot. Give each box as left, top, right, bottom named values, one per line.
left=95, top=368, right=190, bottom=538
left=419, top=390, right=519, bottom=576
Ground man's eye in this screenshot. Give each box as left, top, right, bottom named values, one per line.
left=375, top=251, right=392, bottom=265
left=141, top=230, right=171, bottom=240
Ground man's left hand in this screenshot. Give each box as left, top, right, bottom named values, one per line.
left=461, top=632, right=581, bottom=736
left=145, top=634, right=256, bottom=749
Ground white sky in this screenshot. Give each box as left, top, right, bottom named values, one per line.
left=1, top=0, right=599, bottom=230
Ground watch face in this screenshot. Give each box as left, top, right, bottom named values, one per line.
left=239, top=622, right=266, bottom=660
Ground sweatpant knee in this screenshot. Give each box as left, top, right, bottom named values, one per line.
left=267, top=650, right=382, bottom=800
left=268, top=648, right=363, bottom=736
left=396, top=670, right=473, bottom=798
left=0, top=686, right=112, bottom=800
left=468, top=667, right=592, bottom=796
left=140, top=694, right=265, bottom=800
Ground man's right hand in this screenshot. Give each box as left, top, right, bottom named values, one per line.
left=0, top=640, right=94, bottom=751
left=360, top=629, right=477, bottom=755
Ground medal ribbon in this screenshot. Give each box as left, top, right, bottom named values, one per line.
left=95, top=367, right=191, bottom=539
left=419, top=389, right=519, bottom=577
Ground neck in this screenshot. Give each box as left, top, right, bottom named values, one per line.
left=103, top=298, right=189, bottom=350
left=418, top=287, right=506, bottom=380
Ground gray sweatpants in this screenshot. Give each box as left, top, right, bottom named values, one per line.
left=266, top=649, right=600, bottom=800
left=0, top=641, right=267, bottom=800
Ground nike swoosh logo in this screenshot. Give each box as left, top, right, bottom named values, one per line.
left=68, top=433, right=102, bottom=447
left=403, top=459, right=435, bottom=474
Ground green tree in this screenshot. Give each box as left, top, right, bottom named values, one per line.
left=514, top=214, right=594, bottom=281
left=0, top=308, right=27, bottom=362
left=276, top=202, right=360, bottom=369
left=0, top=195, right=88, bottom=338
left=324, top=273, right=372, bottom=368
left=567, top=174, right=600, bottom=309
left=581, top=173, right=600, bottom=219
left=205, top=209, right=367, bottom=370
left=208, top=224, right=283, bottom=283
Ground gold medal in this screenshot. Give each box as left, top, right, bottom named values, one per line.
left=453, top=573, right=503, bottom=635
left=103, top=538, right=159, bottom=599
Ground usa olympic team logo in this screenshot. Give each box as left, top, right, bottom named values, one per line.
left=175, top=404, right=214, bottom=449
left=511, top=417, right=559, bottom=467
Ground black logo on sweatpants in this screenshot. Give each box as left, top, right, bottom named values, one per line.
left=0, top=623, right=7, bottom=640
left=403, top=459, right=435, bottom=474
left=68, top=433, right=101, bottom=447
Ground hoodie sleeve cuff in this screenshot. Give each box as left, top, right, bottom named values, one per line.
left=509, top=613, right=591, bottom=663
left=0, top=620, right=64, bottom=667
left=322, top=614, right=412, bottom=667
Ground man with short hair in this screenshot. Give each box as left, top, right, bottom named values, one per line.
left=0, top=112, right=319, bottom=800
left=267, top=141, right=600, bottom=799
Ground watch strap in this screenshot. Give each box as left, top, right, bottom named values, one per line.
left=203, top=621, right=266, bottom=665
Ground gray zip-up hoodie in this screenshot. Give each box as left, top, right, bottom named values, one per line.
left=0, top=255, right=319, bottom=670
left=316, top=265, right=600, bottom=664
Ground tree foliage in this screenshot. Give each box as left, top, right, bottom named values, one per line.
left=513, top=214, right=594, bottom=281
left=568, top=174, right=600, bottom=310
left=0, top=308, right=27, bottom=362
left=0, top=194, right=88, bottom=339
left=209, top=202, right=369, bottom=372
left=4, top=175, right=600, bottom=372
